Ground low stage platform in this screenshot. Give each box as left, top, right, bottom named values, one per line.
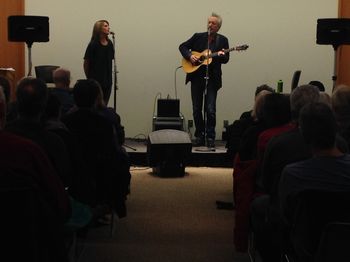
left=123, top=138, right=233, bottom=168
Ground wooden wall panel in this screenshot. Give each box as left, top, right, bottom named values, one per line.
left=337, top=0, right=350, bottom=87
left=0, top=0, right=24, bottom=101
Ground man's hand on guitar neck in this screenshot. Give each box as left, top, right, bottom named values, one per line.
left=217, top=49, right=225, bottom=56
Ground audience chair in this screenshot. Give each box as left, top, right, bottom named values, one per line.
left=110, top=212, right=115, bottom=237
left=64, top=196, right=92, bottom=262
left=283, top=190, right=350, bottom=262
left=248, top=226, right=257, bottom=262
left=291, top=70, right=301, bottom=91
left=35, top=65, right=59, bottom=84
left=314, top=222, right=350, bottom=262
left=0, top=173, right=67, bottom=262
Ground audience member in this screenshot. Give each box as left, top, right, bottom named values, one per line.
left=0, top=76, right=18, bottom=122
left=255, top=93, right=292, bottom=164
left=226, top=84, right=275, bottom=158
left=319, top=91, right=331, bottom=106
left=240, top=84, right=276, bottom=120
left=279, top=102, right=350, bottom=262
left=260, top=85, right=320, bottom=197
left=0, top=76, right=11, bottom=103
left=62, top=79, right=130, bottom=219
left=0, top=86, right=71, bottom=261
left=95, top=84, right=131, bottom=199
left=235, top=89, right=273, bottom=162
left=51, top=67, right=75, bottom=115
left=250, top=84, right=320, bottom=261
left=95, top=84, right=125, bottom=146
left=217, top=88, right=275, bottom=211
left=233, top=91, right=290, bottom=252
left=232, top=90, right=271, bottom=251
left=43, top=93, right=94, bottom=205
left=279, top=102, right=350, bottom=240
left=331, top=84, right=350, bottom=147
left=5, top=77, right=73, bottom=188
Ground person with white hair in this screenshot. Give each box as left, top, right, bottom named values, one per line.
left=179, top=12, right=230, bottom=148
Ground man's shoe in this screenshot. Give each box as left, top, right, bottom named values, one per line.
left=193, top=137, right=205, bottom=147
left=207, top=138, right=215, bottom=148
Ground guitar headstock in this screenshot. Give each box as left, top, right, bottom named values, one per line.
left=235, top=44, right=249, bottom=51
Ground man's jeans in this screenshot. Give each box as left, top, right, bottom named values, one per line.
left=190, top=78, right=217, bottom=140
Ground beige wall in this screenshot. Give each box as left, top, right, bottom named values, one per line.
left=25, top=0, right=338, bottom=138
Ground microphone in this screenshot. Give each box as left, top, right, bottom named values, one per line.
left=208, top=27, right=211, bottom=35
left=110, top=31, right=115, bottom=36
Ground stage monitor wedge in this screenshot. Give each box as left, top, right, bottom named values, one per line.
left=317, top=18, right=350, bottom=47
left=147, top=129, right=192, bottom=177
left=8, top=16, right=49, bottom=44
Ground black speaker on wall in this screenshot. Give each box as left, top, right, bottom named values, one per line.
left=147, top=129, right=192, bottom=177
left=8, top=16, right=49, bottom=43
left=317, top=18, right=350, bottom=47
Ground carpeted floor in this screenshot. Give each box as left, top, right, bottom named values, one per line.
left=76, top=167, right=250, bottom=262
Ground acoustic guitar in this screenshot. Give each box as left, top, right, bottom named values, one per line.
left=181, top=44, right=249, bottom=73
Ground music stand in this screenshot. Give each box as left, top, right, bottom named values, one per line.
left=8, top=16, right=49, bottom=76
left=317, top=18, right=350, bottom=90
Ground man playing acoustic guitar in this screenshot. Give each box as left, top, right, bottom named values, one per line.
left=179, top=12, right=230, bottom=148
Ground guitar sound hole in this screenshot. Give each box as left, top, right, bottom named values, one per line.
left=198, top=56, right=205, bottom=63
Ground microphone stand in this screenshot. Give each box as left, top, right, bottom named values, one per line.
left=112, top=33, right=118, bottom=111
left=195, top=28, right=215, bottom=152
left=331, top=43, right=340, bottom=92
left=26, top=41, right=34, bottom=76
left=204, top=29, right=212, bottom=150
left=111, top=32, right=136, bottom=152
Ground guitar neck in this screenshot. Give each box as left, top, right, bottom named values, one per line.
left=210, top=47, right=235, bottom=58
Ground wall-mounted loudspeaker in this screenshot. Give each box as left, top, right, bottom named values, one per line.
left=8, top=16, right=49, bottom=43
left=317, top=18, right=350, bottom=47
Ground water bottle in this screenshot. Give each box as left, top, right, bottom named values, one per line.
left=277, top=80, right=283, bottom=93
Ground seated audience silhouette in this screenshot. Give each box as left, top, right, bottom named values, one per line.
left=279, top=102, right=350, bottom=261
left=43, top=93, right=95, bottom=205
left=332, top=84, right=350, bottom=148
left=226, top=84, right=275, bottom=159
left=62, top=79, right=130, bottom=219
left=95, top=83, right=126, bottom=147
left=51, top=67, right=75, bottom=116
left=0, top=86, right=71, bottom=262
left=95, top=84, right=131, bottom=198
left=233, top=91, right=291, bottom=252
left=5, top=77, right=73, bottom=188
left=0, top=76, right=18, bottom=122
left=250, top=84, right=320, bottom=261
left=0, top=76, right=11, bottom=103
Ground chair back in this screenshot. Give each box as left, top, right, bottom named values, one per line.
left=289, top=190, right=350, bottom=262
left=315, top=222, right=350, bottom=262
left=35, top=65, right=59, bottom=83
left=0, top=173, right=67, bottom=262
left=291, top=70, right=301, bottom=91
